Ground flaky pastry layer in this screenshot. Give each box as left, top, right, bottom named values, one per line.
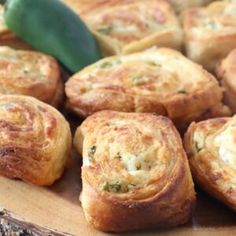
left=216, top=49, right=236, bottom=113
left=66, top=47, right=230, bottom=129
left=0, top=46, right=63, bottom=107
left=75, top=111, right=196, bottom=232
left=67, top=0, right=183, bottom=56
left=168, top=0, right=214, bottom=13
left=184, top=116, right=236, bottom=210
left=0, top=95, right=72, bottom=186
left=182, top=0, right=236, bottom=71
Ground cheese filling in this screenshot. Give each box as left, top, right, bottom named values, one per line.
left=83, top=120, right=170, bottom=194
left=214, top=126, right=236, bottom=167
left=85, top=2, right=172, bottom=44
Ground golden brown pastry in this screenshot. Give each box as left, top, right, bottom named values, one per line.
left=71, top=0, right=183, bottom=56
left=0, top=5, right=31, bottom=50
left=168, top=0, right=214, bottom=13
left=182, top=0, right=236, bottom=72
left=0, top=95, right=72, bottom=186
left=75, top=111, right=196, bottom=232
left=0, top=46, right=63, bottom=107
left=66, top=47, right=231, bottom=129
left=184, top=116, right=236, bottom=211
left=63, top=0, right=121, bottom=15
left=64, top=0, right=215, bottom=14
left=216, top=49, right=236, bottom=113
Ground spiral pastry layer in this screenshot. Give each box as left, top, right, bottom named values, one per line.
left=184, top=116, right=236, bottom=211
left=182, top=0, right=236, bottom=71
left=0, top=95, right=71, bottom=186
left=75, top=111, right=196, bottom=232
left=67, top=0, right=183, bottom=56
left=66, top=47, right=231, bottom=130
left=216, top=49, right=236, bottom=113
left=0, top=46, right=63, bottom=107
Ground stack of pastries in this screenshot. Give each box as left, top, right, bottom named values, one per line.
left=0, top=0, right=235, bottom=233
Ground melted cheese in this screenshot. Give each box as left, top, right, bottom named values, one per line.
left=215, top=125, right=236, bottom=166
left=80, top=112, right=175, bottom=195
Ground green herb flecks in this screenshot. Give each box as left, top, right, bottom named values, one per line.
left=88, top=145, right=96, bottom=161
left=23, top=69, right=29, bottom=74
left=178, top=89, right=187, bottom=94
left=132, top=75, right=145, bottom=85
left=99, top=59, right=122, bottom=69
left=127, top=184, right=136, bottom=191
left=103, top=181, right=122, bottom=193
left=115, top=152, right=122, bottom=159
left=205, top=20, right=217, bottom=29
left=147, top=61, right=162, bottom=67
left=102, top=181, right=137, bottom=193
left=99, top=61, right=113, bottom=69
left=97, top=25, right=113, bottom=35
left=195, top=141, right=203, bottom=153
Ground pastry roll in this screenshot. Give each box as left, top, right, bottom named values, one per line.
left=168, top=0, right=214, bottom=13
left=0, top=95, right=72, bottom=186
left=0, top=5, right=31, bottom=50
left=216, top=49, right=236, bottom=113
left=76, top=0, right=183, bottom=56
left=75, top=111, right=196, bottom=232
left=182, top=0, right=236, bottom=72
left=63, top=0, right=121, bottom=15
left=184, top=116, right=236, bottom=211
left=0, top=46, right=63, bottom=107
left=66, top=47, right=231, bottom=129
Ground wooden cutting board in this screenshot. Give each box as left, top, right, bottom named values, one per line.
left=0, top=113, right=235, bottom=236
left=0, top=150, right=236, bottom=236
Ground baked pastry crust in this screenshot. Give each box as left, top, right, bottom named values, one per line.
left=168, top=0, right=214, bottom=13
left=0, top=46, right=63, bottom=107
left=0, top=95, right=72, bottom=186
left=70, top=0, right=183, bottom=56
left=66, top=47, right=230, bottom=129
left=75, top=111, right=196, bottom=232
left=184, top=117, right=236, bottom=211
left=216, top=49, right=236, bottom=113
left=0, top=5, right=31, bottom=50
left=182, top=0, right=236, bottom=72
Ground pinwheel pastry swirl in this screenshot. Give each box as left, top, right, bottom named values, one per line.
left=75, top=111, right=196, bottom=232
left=0, top=5, right=30, bottom=50
left=0, top=95, right=72, bottom=186
left=182, top=0, right=236, bottom=71
left=66, top=47, right=231, bottom=130
left=216, top=49, right=236, bottom=113
left=76, top=0, right=183, bottom=56
left=184, top=116, right=236, bottom=211
left=0, top=46, right=63, bottom=107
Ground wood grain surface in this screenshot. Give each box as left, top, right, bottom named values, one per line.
left=0, top=113, right=235, bottom=236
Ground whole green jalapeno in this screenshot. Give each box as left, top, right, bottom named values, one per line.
left=3, top=0, right=101, bottom=73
